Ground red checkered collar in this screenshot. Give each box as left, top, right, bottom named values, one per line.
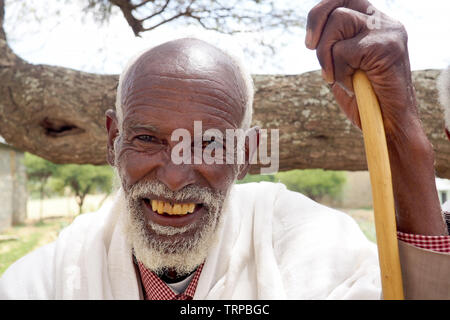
left=136, top=260, right=204, bottom=300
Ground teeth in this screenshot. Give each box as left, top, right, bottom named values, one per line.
left=163, top=202, right=172, bottom=214
left=173, top=204, right=182, bottom=215
left=157, top=201, right=164, bottom=214
left=150, top=200, right=196, bottom=216
left=151, top=200, right=157, bottom=212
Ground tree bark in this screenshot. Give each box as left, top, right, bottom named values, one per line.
left=0, top=1, right=449, bottom=177
left=251, top=71, right=450, bottom=179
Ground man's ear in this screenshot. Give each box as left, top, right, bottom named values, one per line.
left=105, top=109, right=119, bottom=166
left=237, top=126, right=260, bottom=180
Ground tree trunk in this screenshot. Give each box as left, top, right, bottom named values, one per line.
left=1, top=1, right=449, bottom=177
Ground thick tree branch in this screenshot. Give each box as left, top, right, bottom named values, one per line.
left=0, top=50, right=448, bottom=177
left=110, top=0, right=143, bottom=36
left=0, top=1, right=448, bottom=177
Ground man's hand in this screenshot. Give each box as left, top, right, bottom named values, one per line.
left=306, top=0, right=448, bottom=235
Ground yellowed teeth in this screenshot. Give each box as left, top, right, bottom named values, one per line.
left=150, top=200, right=196, bottom=215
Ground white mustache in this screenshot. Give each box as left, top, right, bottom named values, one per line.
left=127, top=179, right=225, bottom=211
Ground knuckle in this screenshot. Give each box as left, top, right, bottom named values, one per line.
left=329, top=7, right=352, bottom=22
left=397, top=23, right=408, bottom=41
left=386, top=33, right=407, bottom=54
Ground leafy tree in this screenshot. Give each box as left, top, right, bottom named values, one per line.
left=50, top=164, right=114, bottom=214
left=24, top=153, right=58, bottom=220
left=236, top=173, right=275, bottom=184
left=275, top=169, right=346, bottom=201
left=238, top=169, right=346, bottom=202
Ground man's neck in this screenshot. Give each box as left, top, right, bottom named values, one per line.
left=159, top=267, right=197, bottom=284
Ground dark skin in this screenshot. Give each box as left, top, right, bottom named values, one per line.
left=306, top=0, right=447, bottom=235
left=106, top=38, right=258, bottom=233
left=106, top=0, right=447, bottom=243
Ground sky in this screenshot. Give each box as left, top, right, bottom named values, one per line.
left=3, top=0, right=450, bottom=75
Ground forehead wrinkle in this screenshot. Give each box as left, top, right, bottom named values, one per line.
left=123, top=73, right=246, bottom=113
left=128, top=101, right=239, bottom=126
left=123, top=104, right=239, bottom=131
left=125, top=88, right=241, bottom=117
left=123, top=118, right=159, bottom=132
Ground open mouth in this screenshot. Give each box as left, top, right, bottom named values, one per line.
left=143, top=198, right=202, bottom=216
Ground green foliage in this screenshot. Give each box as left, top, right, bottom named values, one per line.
left=24, top=153, right=58, bottom=180
left=237, top=169, right=346, bottom=201
left=24, top=153, right=58, bottom=200
left=236, top=173, right=275, bottom=184
left=49, top=164, right=114, bottom=214
left=24, top=153, right=114, bottom=214
left=50, top=164, right=113, bottom=195
left=275, top=169, right=346, bottom=201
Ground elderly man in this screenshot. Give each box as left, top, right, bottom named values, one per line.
left=0, top=0, right=449, bottom=299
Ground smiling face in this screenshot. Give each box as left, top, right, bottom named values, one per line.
left=106, top=38, right=253, bottom=275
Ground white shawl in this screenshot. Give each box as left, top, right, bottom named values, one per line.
left=0, top=182, right=381, bottom=299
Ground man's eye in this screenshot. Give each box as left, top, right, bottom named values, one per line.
left=136, top=135, right=157, bottom=143
left=202, top=140, right=213, bottom=148
left=202, top=138, right=220, bottom=149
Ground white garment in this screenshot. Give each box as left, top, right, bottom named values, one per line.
left=0, top=182, right=381, bottom=299
left=443, top=200, right=450, bottom=212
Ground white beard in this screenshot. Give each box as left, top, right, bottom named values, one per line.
left=122, top=179, right=231, bottom=276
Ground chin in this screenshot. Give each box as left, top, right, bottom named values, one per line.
left=124, top=203, right=222, bottom=276
left=121, top=179, right=229, bottom=276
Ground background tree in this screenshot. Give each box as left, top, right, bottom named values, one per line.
left=24, top=153, right=58, bottom=220
left=276, top=169, right=346, bottom=202
left=49, top=164, right=114, bottom=214
left=0, top=0, right=449, bottom=178
left=238, top=169, right=346, bottom=202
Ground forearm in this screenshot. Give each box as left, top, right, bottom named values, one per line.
left=387, top=117, right=448, bottom=235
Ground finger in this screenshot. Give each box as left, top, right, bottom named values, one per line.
left=315, top=8, right=368, bottom=84
left=331, top=33, right=366, bottom=92
left=331, top=82, right=361, bottom=129
left=306, top=0, right=374, bottom=49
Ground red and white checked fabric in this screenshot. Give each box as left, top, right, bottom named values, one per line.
left=137, top=261, right=204, bottom=300
left=397, top=231, right=450, bottom=253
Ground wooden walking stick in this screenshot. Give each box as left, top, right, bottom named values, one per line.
left=352, top=70, right=404, bottom=300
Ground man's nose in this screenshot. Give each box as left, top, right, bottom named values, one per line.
left=155, top=161, right=197, bottom=192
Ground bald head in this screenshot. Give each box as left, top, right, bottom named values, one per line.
left=116, top=38, right=254, bottom=132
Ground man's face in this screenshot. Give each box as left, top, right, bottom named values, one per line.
left=106, top=39, right=250, bottom=275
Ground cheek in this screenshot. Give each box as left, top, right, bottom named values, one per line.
left=196, top=163, right=238, bottom=192
left=116, top=147, right=162, bottom=190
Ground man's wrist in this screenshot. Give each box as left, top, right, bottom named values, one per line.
left=384, top=119, right=447, bottom=235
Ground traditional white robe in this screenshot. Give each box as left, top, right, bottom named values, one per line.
left=0, top=182, right=381, bottom=299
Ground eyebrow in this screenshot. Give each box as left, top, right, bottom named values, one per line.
left=125, top=121, right=159, bottom=133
